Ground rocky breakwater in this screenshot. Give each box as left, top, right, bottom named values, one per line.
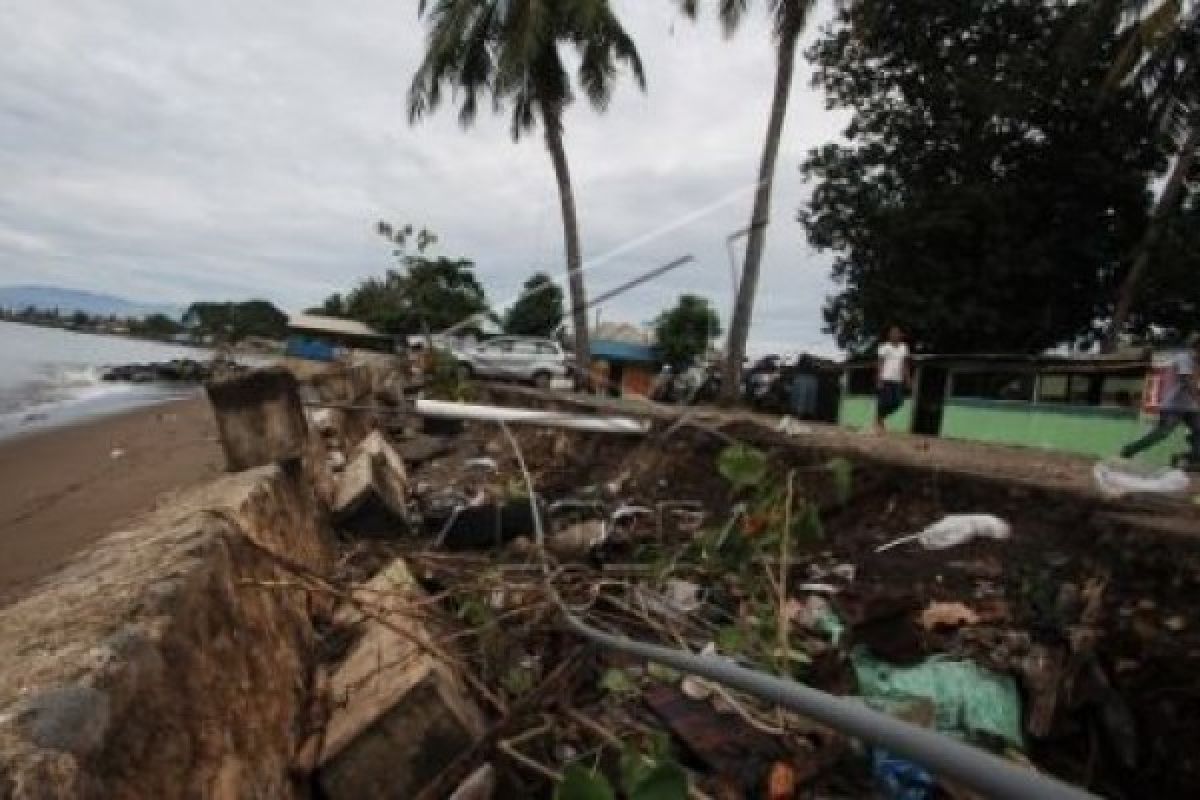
left=101, top=357, right=245, bottom=385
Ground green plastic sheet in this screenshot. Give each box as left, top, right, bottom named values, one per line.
left=852, top=652, right=1024, bottom=750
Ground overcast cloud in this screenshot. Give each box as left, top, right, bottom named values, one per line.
left=0, top=0, right=849, bottom=355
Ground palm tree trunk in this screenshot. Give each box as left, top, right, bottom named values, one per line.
left=1105, top=123, right=1199, bottom=352
left=720, top=26, right=800, bottom=405
left=542, top=105, right=592, bottom=377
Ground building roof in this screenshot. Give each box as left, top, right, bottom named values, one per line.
left=592, top=322, right=656, bottom=346
left=592, top=339, right=661, bottom=364
left=287, top=313, right=384, bottom=339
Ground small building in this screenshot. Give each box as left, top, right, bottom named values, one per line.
left=590, top=339, right=663, bottom=397
left=584, top=322, right=664, bottom=397
left=285, top=314, right=393, bottom=362
left=838, top=352, right=1189, bottom=465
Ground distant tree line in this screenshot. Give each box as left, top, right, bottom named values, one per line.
left=0, top=305, right=186, bottom=341
left=1, top=300, right=293, bottom=346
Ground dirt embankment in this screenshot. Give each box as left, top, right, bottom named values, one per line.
left=381, top=414, right=1200, bottom=798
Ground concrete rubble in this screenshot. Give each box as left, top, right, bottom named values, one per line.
left=2, top=363, right=1200, bottom=799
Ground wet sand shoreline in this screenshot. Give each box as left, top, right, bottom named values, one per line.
left=0, top=395, right=223, bottom=608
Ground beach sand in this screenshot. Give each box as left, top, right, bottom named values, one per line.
left=0, top=395, right=223, bottom=607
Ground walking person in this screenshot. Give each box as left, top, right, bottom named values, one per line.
left=875, top=326, right=911, bottom=434
left=1121, top=334, right=1200, bottom=465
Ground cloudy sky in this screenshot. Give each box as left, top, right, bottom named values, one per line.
left=0, top=0, right=850, bottom=355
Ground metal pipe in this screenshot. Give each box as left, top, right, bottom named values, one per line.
left=493, top=419, right=1097, bottom=800
left=415, top=398, right=650, bottom=435
left=562, top=614, right=1097, bottom=800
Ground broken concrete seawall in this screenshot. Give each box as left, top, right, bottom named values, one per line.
left=0, top=441, right=335, bottom=798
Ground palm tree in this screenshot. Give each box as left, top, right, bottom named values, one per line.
left=678, top=1, right=815, bottom=403
left=1104, top=0, right=1199, bottom=351
left=409, top=0, right=645, bottom=372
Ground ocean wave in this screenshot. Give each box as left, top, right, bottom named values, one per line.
left=0, top=363, right=156, bottom=420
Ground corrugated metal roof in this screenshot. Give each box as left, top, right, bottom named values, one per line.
left=288, top=313, right=383, bottom=338
left=592, top=339, right=661, bottom=363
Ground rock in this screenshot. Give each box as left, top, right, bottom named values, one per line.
left=206, top=368, right=311, bottom=472
left=333, top=432, right=410, bottom=537
left=395, top=434, right=455, bottom=464
left=18, top=686, right=111, bottom=757
left=546, top=519, right=607, bottom=560
left=308, top=559, right=485, bottom=800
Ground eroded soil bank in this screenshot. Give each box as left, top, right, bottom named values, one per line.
left=324, top=416, right=1200, bottom=799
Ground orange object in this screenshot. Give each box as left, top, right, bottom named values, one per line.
left=767, top=761, right=797, bottom=800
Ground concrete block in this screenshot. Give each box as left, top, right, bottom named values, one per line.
left=308, top=559, right=485, bottom=799
left=333, top=432, right=410, bottom=537
left=206, top=368, right=310, bottom=471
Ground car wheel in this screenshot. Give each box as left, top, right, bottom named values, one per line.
left=532, top=371, right=552, bottom=389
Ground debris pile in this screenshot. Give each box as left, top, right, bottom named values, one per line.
left=220, top=376, right=1200, bottom=799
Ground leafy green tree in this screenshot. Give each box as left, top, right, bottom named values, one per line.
left=183, top=301, right=287, bottom=342
left=800, top=0, right=1161, bottom=354
left=1126, top=181, right=1200, bottom=343
left=409, top=0, right=646, bottom=371
left=314, top=293, right=347, bottom=317
left=504, top=272, right=564, bottom=336
left=654, top=294, right=721, bottom=368
left=131, top=313, right=184, bottom=340
left=1103, top=0, right=1198, bottom=348
left=677, top=1, right=816, bottom=402
left=342, top=258, right=491, bottom=336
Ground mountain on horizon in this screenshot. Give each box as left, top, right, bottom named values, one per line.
left=0, top=285, right=184, bottom=320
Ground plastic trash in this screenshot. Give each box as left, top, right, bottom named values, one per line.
left=876, top=514, right=1010, bottom=553
left=1092, top=459, right=1190, bottom=497
left=853, top=652, right=1024, bottom=749
left=777, top=416, right=813, bottom=436
left=872, top=748, right=934, bottom=800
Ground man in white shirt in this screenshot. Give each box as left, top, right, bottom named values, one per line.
left=1121, top=334, right=1200, bottom=464
left=875, top=326, right=911, bottom=433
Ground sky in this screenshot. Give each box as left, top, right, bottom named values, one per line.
left=0, top=0, right=851, bottom=356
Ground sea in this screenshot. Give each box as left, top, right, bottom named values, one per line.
left=0, top=320, right=211, bottom=440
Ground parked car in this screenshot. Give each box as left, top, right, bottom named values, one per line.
left=452, top=336, right=571, bottom=386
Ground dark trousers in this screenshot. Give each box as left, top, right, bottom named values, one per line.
left=876, top=381, right=905, bottom=421
left=1121, top=411, right=1200, bottom=460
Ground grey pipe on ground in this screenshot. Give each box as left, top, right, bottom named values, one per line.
left=564, top=614, right=1098, bottom=800
left=494, top=419, right=1098, bottom=800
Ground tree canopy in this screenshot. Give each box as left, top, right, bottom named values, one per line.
left=504, top=272, right=564, bottom=337
left=329, top=257, right=491, bottom=337
left=801, top=0, right=1163, bottom=355
left=654, top=294, right=721, bottom=368
left=183, top=301, right=288, bottom=342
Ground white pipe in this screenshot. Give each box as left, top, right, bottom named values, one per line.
left=415, top=398, right=650, bottom=435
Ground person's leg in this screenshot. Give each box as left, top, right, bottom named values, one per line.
left=876, top=382, right=901, bottom=433
left=1121, top=413, right=1180, bottom=459
left=1183, top=412, right=1200, bottom=461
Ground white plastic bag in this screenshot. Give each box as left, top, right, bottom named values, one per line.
left=876, top=514, right=1011, bottom=553
left=1093, top=459, right=1191, bottom=498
